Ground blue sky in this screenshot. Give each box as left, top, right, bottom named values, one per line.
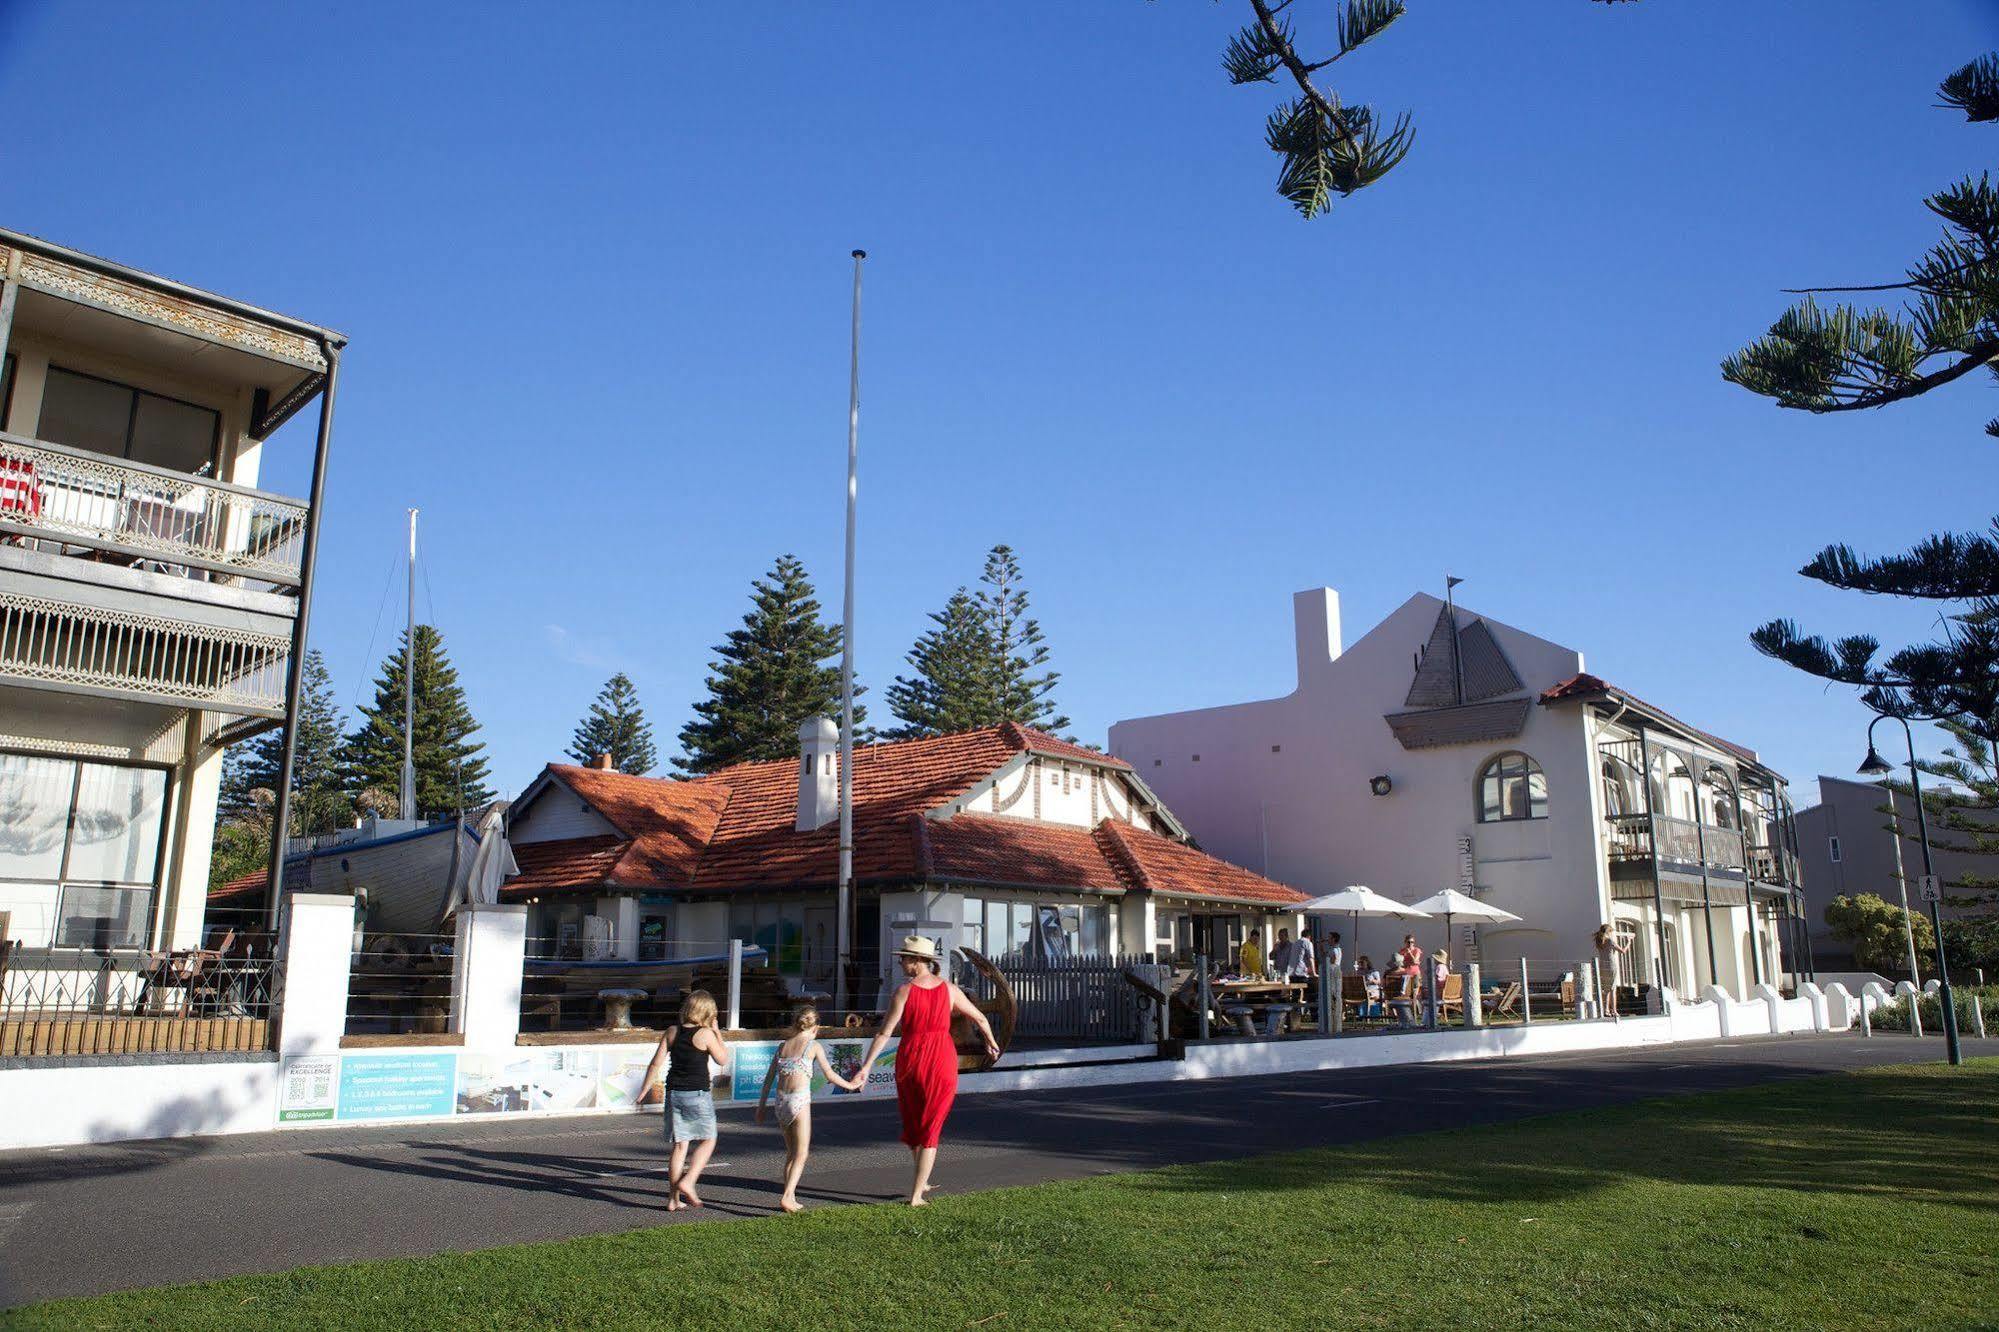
left=2, top=1, right=1995, bottom=802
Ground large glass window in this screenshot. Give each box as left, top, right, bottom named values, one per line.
left=38, top=365, right=220, bottom=474
left=1478, top=752, right=1547, bottom=822
left=0, top=752, right=169, bottom=949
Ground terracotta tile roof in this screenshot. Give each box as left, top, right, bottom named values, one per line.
left=1095, top=818, right=1310, bottom=907
left=924, top=813, right=1130, bottom=894
left=1540, top=673, right=1760, bottom=765
left=502, top=724, right=1301, bottom=907
left=545, top=764, right=730, bottom=887
left=503, top=834, right=629, bottom=900
left=210, top=866, right=277, bottom=903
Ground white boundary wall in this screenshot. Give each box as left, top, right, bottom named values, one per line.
left=0, top=898, right=1879, bottom=1152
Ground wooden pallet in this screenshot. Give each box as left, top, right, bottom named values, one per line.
left=0, top=1015, right=271, bottom=1057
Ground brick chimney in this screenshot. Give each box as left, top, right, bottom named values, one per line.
left=796, top=715, right=838, bottom=831
left=587, top=753, right=614, bottom=771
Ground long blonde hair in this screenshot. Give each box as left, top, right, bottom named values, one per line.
left=679, top=989, right=718, bottom=1028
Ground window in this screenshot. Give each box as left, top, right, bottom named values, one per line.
left=0, top=752, right=170, bottom=949
left=1478, top=752, right=1547, bottom=822
left=1828, top=836, right=1842, bottom=864
left=37, top=365, right=220, bottom=475
left=1601, top=754, right=1640, bottom=818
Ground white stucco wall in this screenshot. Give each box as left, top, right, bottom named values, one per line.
left=1111, top=590, right=1607, bottom=968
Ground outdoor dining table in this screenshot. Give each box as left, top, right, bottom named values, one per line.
left=1209, top=979, right=1309, bottom=1034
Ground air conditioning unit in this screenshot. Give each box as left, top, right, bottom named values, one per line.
left=583, top=915, right=615, bottom=961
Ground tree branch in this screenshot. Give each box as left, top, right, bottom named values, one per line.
left=1248, top=0, right=1360, bottom=156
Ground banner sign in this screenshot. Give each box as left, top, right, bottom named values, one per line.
left=337, top=1052, right=458, bottom=1121
left=277, top=1055, right=339, bottom=1123
left=729, top=1037, right=898, bottom=1102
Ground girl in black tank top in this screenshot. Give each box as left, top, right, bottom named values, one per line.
left=665, top=1024, right=711, bottom=1091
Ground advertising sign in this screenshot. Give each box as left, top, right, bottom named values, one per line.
left=277, top=1055, right=339, bottom=1123
left=336, top=1052, right=457, bottom=1121
left=730, top=1037, right=897, bottom=1102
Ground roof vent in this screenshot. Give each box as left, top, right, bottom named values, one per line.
left=797, top=715, right=839, bottom=832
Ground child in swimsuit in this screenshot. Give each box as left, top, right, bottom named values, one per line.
left=755, top=1004, right=863, bottom=1213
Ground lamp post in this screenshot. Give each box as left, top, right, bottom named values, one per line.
left=1859, top=715, right=1961, bottom=1065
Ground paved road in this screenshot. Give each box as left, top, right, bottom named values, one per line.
left=0, top=1032, right=1984, bottom=1308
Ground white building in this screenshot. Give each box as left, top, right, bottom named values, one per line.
left=0, top=228, right=344, bottom=953
left=1109, top=589, right=1809, bottom=1002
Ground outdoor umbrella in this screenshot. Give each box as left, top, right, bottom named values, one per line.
left=1296, top=885, right=1431, bottom=969
left=1407, top=888, right=1521, bottom=962
left=449, top=805, right=519, bottom=917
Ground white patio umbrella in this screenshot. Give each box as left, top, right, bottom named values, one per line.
left=1407, top=888, right=1521, bottom=960
left=1297, top=885, right=1430, bottom=969
left=450, top=805, right=519, bottom=916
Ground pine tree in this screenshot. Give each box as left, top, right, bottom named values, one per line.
left=1723, top=54, right=1999, bottom=747
left=886, top=546, right=1069, bottom=739
left=567, top=673, right=658, bottom=775
left=1908, top=721, right=1999, bottom=917
left=219, top=649, right=349, bottom=837
left=885, top=589, right=1000, bottom=738
left=340, top=624, right=493, bottom=816
left=978, top=545, right=1069, bottom=735
left=675, top=556, right=864, bottom=774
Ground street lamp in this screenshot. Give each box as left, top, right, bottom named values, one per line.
left=1859, top=714, right=1961, bottom=1065
left=1857, top=746, right=1923, bottom=985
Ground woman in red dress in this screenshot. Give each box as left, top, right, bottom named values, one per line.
left=859, top=935, right=1000, bottom=1206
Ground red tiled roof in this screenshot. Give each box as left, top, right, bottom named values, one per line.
left=502, top=724, right=1301, bottom=907
left=545, top=764, right=730, bottom=887
left=503, top=834, right=629, bottom=900
left=1540, top=673, right=1759, bottom=764
left=210, top=867, right=273, bottom=903
left=1096, top=819, right=1310, bottom=906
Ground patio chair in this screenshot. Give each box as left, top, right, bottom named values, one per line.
left=1484, top=981, right=1522, bottom=1019
left=1439, top=973, right=1465, bottom=1020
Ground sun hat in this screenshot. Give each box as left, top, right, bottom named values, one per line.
left=893, top=934, right=941, bottom=962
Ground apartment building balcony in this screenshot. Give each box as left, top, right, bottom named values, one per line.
left=0, top=429, right=302, bottom=719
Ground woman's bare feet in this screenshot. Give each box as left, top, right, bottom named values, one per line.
left=779, top=1196, right=804, bottom=1214
left=677, top=1182, right=703, bottom=1209
left=666, top=1190, right=682, bottom=1212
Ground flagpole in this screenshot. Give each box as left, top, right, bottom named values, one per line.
left=837, top=249, right=865, bottom=1014
left=402, top=507, right=419, bottom=821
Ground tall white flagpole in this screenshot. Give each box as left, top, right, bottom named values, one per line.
left=837, top=249, right=865, bottom=1013
left=402, top=507, right=419, bottom=822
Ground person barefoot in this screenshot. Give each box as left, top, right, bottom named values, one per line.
left=857, top=936, right=1000, bottom=1206
left=640, top=989, right=730, bottom=1211
left=755, top=1005, right=862, bottom=1212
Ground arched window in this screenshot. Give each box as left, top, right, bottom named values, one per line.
left=1601, top=753, right=1641, bottom=818
left=1650, top=751, right=1697, bottom=821
left=1478, top=752, right=1547, bottom=822
left=1702, top=765, right=1739, bottom=830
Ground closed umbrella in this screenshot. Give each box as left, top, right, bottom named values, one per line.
left=450, top=805, right=519, bottom=916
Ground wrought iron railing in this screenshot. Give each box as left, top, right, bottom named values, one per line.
left=0, top=431, right=307, bottom=588
left=0, top=590, right=291, bottom=716
left=1603, top=814, right=1747, bottom=874
left=0, top=940, right=281, bottom=1057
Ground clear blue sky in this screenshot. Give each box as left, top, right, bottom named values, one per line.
left=3, top=1, right=1995, bottom=803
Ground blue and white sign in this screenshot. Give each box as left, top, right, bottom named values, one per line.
left=336, top=1052, right=457, bottom=1121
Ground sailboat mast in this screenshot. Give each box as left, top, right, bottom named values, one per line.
left=402, top=507, right=418, bottom=822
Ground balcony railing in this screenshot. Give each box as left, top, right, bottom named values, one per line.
left=1603, top=814, right=1747, bottom=875
left=0, top=430, right=306, bottom=590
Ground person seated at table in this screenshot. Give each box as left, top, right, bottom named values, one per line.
left=1357, top=955, right=1383, bottom=1018
left=1237, top=929, right=1264, bottom=979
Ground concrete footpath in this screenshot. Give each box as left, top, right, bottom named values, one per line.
left=0, top=1032, right=1983, bottom=1308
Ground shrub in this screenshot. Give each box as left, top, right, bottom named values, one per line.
left=1825, top=893, right=1935, bottom=975
left=1864, top=983, right=1999, bottom=1033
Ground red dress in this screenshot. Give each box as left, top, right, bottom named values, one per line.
left=895, top=981, right=959, bottom=1149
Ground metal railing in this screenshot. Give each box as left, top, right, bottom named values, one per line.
left=346, top=932, right=457, bottom=1039
left=1603, top=814, right=1746, bottom=874
left=0, top=940, right=280, bottom=1056
left=0, top=430, right=307, bottom=588
left=0, top=589, right=292, bottom=716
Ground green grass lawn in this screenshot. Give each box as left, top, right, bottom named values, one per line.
left=10, top=1059, right=1998, bottom=1332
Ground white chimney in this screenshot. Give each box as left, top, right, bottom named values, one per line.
left=1292, top=587, right=1342, bottom=690
left=796, top=715, right=839, bottom=832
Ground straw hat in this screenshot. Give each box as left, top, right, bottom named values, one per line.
left=893, top=934, right=941, bottom=962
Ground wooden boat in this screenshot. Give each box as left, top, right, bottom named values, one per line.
left=952, top=946, right=1016, bottom=1072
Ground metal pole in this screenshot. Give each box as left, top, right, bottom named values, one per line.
left=1688, top=769, right=1720, bottom=988
left=1520, top=956, right=1532, bottom=1025
left=835, top=249, right=864, bottom=1014
left=1733, top=784, right=1763, bottom=988
left=265, top=342, right=344, bottom=930
left=1880, top=715, right=1961, bottom=1064
left=1636, top=726, right=1671, bottom=997
left=401, top=507, right=417, bottom=822
left=726, top=938, right=743, bottom=1031
left=1882, top=784, right=1922, bottom=985
left=1443, top=575, right=1465, bottom=705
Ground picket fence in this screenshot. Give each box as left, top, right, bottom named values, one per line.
left=970, top=952, right=1158, bottom=1042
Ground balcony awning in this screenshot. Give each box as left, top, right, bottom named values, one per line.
left=1612, top=878, right=1790, bottom=909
